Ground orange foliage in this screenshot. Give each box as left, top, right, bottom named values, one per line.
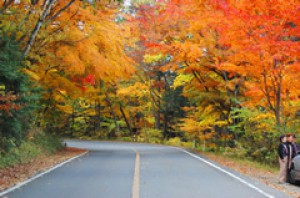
left=156, top=0, right=300, bottom=126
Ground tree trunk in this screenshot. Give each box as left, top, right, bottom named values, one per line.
left=119, top=104, right=133, bottom=134
left=275, top=80, right=282, bottom=127
left=24, top=0, right=56, bottom=56
left=155, top=73, right=161, bottom=129
left=162, top=74, right=169, bottom=138
left=105, top=92, right=117, bottom=138
left=274, top=60, right=283, bottom=127
left=24, top=0, right=76, bottom=56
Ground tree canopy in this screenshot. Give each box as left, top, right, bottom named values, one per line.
left=0, top=0, right=299, bottom=164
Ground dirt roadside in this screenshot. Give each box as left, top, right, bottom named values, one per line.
left=0, top=147, right=87, bottom=193
left=201, top=152, right=300, bottom=198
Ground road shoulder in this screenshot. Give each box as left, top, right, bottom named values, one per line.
left=199, top=151, right=300, bottom=198
left=0, top=147, right=87, bottom=196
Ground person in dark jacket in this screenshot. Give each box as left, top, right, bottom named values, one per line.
left=278, top=134, right=288, bottom=183
left=286, top=133, right=295, bottom=171
left=289, top=133, right=299, bottom=158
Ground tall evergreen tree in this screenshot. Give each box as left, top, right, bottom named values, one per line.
left=0, top=33, right=40, bottom=152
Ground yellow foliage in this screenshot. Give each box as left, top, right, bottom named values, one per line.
left=56, top=104, right=73, bottom=114
left=117, top=82, right=149, bottom=98
left=23, top=69, right=40, bottom=81
left=144, top=53, right=164, bottom=64
left=173, top=73, right=194, bottom=89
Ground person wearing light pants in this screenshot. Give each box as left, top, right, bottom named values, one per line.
left=278, top=134, right=288, bottom=184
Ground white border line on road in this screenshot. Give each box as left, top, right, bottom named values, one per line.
left=0, top=151, right=88, bottom=197
left=178, top=148, right=275, bottom=198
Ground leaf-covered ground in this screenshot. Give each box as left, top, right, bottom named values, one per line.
left=201, top=152, right=300, bottom=198
left=0, top=147, right=87, bottom=192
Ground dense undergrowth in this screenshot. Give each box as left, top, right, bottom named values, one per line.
left=74, top=127, right=279, bottom=168
left=0, top=134, right=64, bottom=169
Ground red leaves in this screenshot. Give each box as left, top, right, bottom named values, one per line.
left=140, top=35, right=147, bottom=41
left=71, top=74, right=95, bottom=92
left=152, top=81, right=165, bottom=89
left=144, top=42, right=162, bottom=48
left=0, top=92, right=22, bottom=116
left=212, top=0, right=229, bottom=12
left=81, top=74, right=95, bottom=86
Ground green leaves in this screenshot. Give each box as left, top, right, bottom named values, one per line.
left=0, top=33, right=41, bottom=151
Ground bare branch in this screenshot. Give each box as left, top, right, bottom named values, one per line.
left=0, top=0, right=14, bottom=14
left=24, top=0, right=56, bottom=56
left=48, top=0, right=75, bottom=22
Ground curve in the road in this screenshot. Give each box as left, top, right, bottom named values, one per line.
left=1, top=140, right=291, bottom=198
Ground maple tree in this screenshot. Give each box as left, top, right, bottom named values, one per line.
left=118, top=0, right=299, bottom=162
left=161, top=0, right=299, bottom=127
left=210, top=0, right=300, bottom=128
left=138, top=0, right=235, bottom=145
left=0, top=0, right=135, bottom=148
left=148, top=0, right=300, bottom=162
left=127, top=0, right=191, bottom=138
left=26, top=1, right=135, bottom=134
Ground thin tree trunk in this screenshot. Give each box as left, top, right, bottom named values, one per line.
left=105, top=92, right=117, bottom=138
left=48, top=0, right=75, bottom=22
left=119, top=104, right=133, bottom=134
left=71, top=102, right=75, bottom=134
left=95, top=99, right=101, bottom=130
left=0, top=0, right=14, bottom=14
left=162, top=74, right=169, bottom=138
left=155, top=73, right=161, bottom=129
left=24, top=0, right=56, bottom=56
left=24, top=0, right=75, bottom=56
left=274, top=60, right=282, bottom=127
left=275, top=78, right=282, bottom=127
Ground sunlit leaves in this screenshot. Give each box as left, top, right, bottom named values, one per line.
left=173, top=73, right=193, bottom=89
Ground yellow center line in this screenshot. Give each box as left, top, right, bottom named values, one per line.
left=132, top=151, right=140, bottom=198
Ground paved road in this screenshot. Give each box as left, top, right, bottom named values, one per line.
left=2, top=140, right=291, bottom=198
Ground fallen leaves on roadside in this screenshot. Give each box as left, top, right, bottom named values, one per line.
left=201, top=152, right=300, bottom=198
left=0, top=147, right=87, bottom=192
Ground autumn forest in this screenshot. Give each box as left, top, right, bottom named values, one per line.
left=0, top=0, right=299, bottom=166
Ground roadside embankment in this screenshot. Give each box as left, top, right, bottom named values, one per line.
left=0, top=147, right=87, bottom=192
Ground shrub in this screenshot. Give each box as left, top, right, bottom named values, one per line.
left=121, top=137, right=133, bottom=142
left=165, top=137, right=194, bottom=148
left=0, top=134, right=64, bottom=169
left=138, top=128, right=163, bottom=143
left=165, top=137, right=182, bottom=146
left=0, top=141, right=41, bottom=168
left=33, top=133, right=65, bottom=154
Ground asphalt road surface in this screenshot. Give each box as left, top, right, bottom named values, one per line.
left=1, top=140, right=291, bottom=198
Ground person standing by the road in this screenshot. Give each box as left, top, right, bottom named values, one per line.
left=290, top=133, right=299, bottom=158
left=286, top=133, right=295, bottom=172
left=278, top=134, right=288, bottom=183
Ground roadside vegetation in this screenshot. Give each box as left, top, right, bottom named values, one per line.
left=0, top=133, right=64, bottom=169
left=0, top=0, right=299, bottom=171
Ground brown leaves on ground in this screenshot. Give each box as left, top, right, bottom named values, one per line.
left=201, top=152, right=300, bottom=198
left=0, top=147, right=87, bottom=192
